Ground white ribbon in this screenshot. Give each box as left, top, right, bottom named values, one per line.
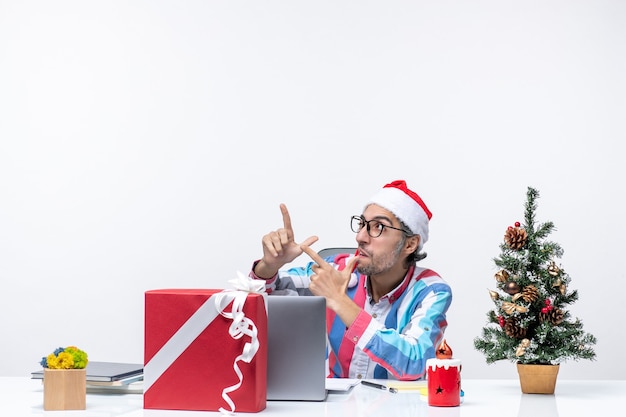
left=227, top=271, right=267, bottom=294
left=214, top=272, right=267, bottom=414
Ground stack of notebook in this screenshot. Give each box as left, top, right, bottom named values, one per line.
left=31, top=361, right=144, bottom=393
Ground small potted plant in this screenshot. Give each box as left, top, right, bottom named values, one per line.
left=474, top=187, right=596, bottom=394
left=40, top=346, right=89, bottom=410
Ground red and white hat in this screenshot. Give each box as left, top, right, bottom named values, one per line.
left=367, top=180, right=432, bottom=251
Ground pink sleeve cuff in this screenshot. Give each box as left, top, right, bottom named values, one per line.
left=249, top=260, right=277, bottom=286
left=344, top=310, right=372, bottom=346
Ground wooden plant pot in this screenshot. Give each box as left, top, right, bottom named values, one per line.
left=516, top=363, right=560, bottom=395
left=43, top=368, right=87, bottom=410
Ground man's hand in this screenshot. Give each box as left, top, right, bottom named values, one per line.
left=301, top=245, right=361, bottom=327
left=254, top=204, right=318, bottom=279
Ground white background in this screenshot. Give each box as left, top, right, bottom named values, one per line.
left=1, top=1, right=624, bottom=380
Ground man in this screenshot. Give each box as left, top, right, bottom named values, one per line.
left=250, top=180, right=452, bottom=380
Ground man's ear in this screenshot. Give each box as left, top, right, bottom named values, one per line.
left=405, top=234, right=420, bottom=254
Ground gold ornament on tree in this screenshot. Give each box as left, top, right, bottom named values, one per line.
left=552, top=278, right=567, bottom=296
left=501, top=301, right=528, bottom=315
left=494, top=270, right=509, bottom=283
left=504, top=224, right=528, bottom=250
left=547, top=260, right=560, bottom=276
left=503, top=281, right=521, bottom=295
left=515, top=338, right=531, bottom=357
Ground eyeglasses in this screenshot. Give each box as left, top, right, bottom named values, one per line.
left=350, top=215, right=410, bottom=238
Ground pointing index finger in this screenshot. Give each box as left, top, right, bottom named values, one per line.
left=280, top=203, right=293, bottom=232
left=300, top=244, right=329, bottom=267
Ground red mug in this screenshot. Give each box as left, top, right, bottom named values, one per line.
left=426, top=358, right=462, bottom=407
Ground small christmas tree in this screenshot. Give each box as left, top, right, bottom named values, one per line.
left=474, top=187, right=596, bottom=365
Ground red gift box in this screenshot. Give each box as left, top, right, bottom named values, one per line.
left=144, top=289, right=267, bottom=413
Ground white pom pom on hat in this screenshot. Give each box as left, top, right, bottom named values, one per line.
left=367, top=180, right=432, bottom=251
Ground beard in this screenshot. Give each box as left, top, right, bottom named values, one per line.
left=356, top=238, right=405, bottom=276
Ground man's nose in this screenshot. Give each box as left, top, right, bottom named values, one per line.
left=355, top=227, right=370, bottom=244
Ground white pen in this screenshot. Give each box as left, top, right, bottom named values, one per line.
left=361, top=380, right=398, bottom=393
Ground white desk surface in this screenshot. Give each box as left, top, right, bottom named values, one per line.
left=2, top=377, right=624, bottom=416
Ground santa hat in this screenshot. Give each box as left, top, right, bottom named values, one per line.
left=367, top=180, right=432, bottom=251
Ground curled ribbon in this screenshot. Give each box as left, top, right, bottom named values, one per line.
left=214, top=272, right=266, bottom=414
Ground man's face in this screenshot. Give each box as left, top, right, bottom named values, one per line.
left=354, top=204, right=406, bottom=276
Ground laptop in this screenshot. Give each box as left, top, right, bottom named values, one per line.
left=266, top=296, right=328, bottom=401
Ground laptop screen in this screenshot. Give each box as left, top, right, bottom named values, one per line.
left=266, top=296, right=327, bottom=401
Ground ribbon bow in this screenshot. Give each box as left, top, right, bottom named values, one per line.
left=214, top=272, right=267, bottom=414
left=228, top=271, right=267, bottom=294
